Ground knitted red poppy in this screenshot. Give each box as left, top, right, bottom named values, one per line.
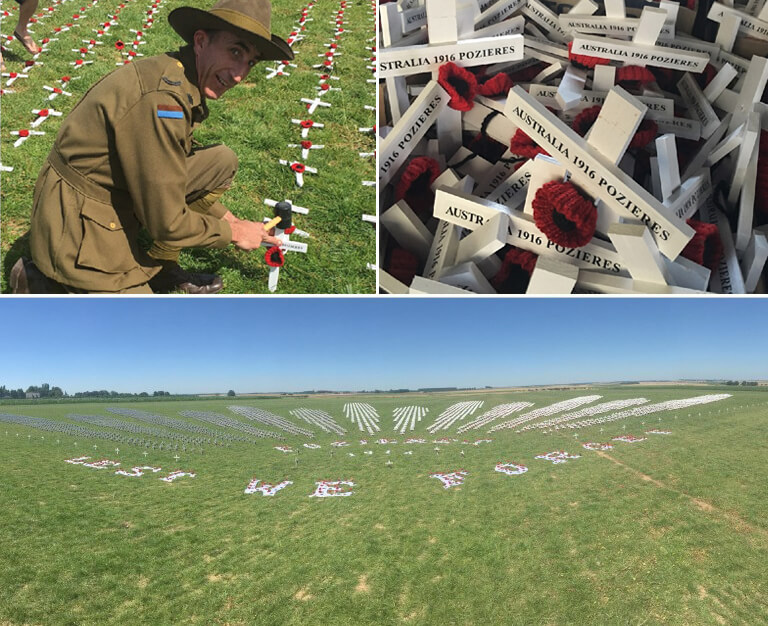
left=491, top=247, right=538, bottom=292
left=681, top=219, right=723, bottom=270
left=265, top=246, right=285, bottom=267
left=509, top=128, right=548, bottom=159
left=532, top=180, right=597, bottom=248
left=616, top=65, right=656, bottom=90
left=284, top=226, right=296, bottom=235
left=300, top=120, right=314, bottom=129
left=18, top=129, right=29, bottom=137
left=567, top=41, right=610, bottom=69
left=395, top=157, right=441, bottom=215
left=628, top=119, right=658, bottom=149
left=290, top=163, right=306, bottom=174
left=437, top=62, right=478, bottom=112
left=476, top=72, right=514, bottom=97
left=387, top=247, right=420, bottom=284
left=508, top=63, right=546, bottom=83
left=571, top=105, right=601, bottom=137
left=301, top=140, right=312, bottom=149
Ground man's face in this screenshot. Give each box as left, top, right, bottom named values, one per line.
left=193, top=29, right=260, bottom=99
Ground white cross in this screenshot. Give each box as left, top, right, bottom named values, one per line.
left=143, top=451, right=148, bottom=457
left=30, top=108, right=62, bottom=128
left=115, top=448, right=120, bottom=454
left=174, top=455, right=180, bottom=462
left=10, top=129, right=45, bottom=148
left=287, top=141, right=325, bottom=161
left=291, top=118, right=324, bottom=139
left=43, top=85, right=72, bottom=100
left=301, top=97, right=331, bottom=115
left=70, top=60, right=94, bottom=68
left=2, top=72, right=28, bottom=87
left=279, top=160, right=317, bottom=187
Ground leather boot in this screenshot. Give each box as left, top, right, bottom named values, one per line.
left=9, top=257, right=67, bottom=294
left=148, top=262, right=223, bottom=294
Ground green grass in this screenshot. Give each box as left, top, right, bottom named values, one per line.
left=0, top=0, right=376, bottom=293
left=0, top=384, right=767, bottom=624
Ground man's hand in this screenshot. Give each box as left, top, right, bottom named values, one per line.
left=230, top=219, right=283, bottom=250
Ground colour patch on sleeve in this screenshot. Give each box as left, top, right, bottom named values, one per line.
left=156, top=104, right=184, bottom=119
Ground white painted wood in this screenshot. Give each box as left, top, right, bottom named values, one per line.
left=632, top=7, right=669, bottom=46
left=740, top=231, right=768, bottom=293
left=707, top=3, right=768, bottom=43
left=592, top=65, right=616, bottom=92
left=701, top=202, right=746, bottom=293
left=474, top=0, right=525, bottom=30
left=560, top=15, right=674, bottom=39
left=604, top=0, right=626, bottom=19
left=380, top=270, right=411, bottom=293
left=380, top=200, right=434, bottom=261
left=655, top=117, right=701, bottom=141
left=608, top=222, right=670, bottom=284
left=728, top=55, right=768, bottom=132
left=736, top=138, right=759, bottom=254
left=727, top=111, right=760, bottom=206
left=678, top=74, right=721, bottom=139
left=585, top=87, right=647, bottom=166
left=556, top=66, right=588, bottom=111
left=455, top=212, right=509, bottom=265
left=665, top=172, right=715, bottom=221
left=410, top=275, right=475, bottom=293
left=681, top=114, right=731, bottom=179
left=379, top=80, right=449, bottom=186
left=439, top=262, right=497, bottom=293
left=521, top=0, right=571, bottom=43
left=447, top=147, right=493, bottom=180
left=715, top=12, right=741, bottom=52
left=426, top=0, right=458, bottom=44
left=655, top=134, right=681, bottom=202
left=570, top=34, right=709, bottom=72
left=424, top=220, right=461, bottom=279
left=663, top=255, right=711, bottom=291
left=503, top=86, right=694, bottom=260
left=526, top=257, right=579, bottom=293
left=702, top=63, right=738, bottom=102
left=486, top=158, right=537, bottom=209
left=576, top=271, right=703, bottom=294
left=568, top=0, right=599, bottom=15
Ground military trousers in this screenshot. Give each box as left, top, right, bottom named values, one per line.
left=148, top=143, right=238, bottom=262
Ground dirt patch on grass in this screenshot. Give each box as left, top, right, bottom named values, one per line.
left=294, top=588, right=312, bottom=601
left=596, top=452, right=768, bottom=539
left=428, top=537, right=437, bottom=544
left=207, top=574, right=224, bottom=583
left=355, top=575, right=370, bottom=593
left=374, top=523, right=385, bottom=530
left=121, top=521, right=134, bottom=529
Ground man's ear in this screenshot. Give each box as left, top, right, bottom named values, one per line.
left=192, top=29, right=210, bottom=50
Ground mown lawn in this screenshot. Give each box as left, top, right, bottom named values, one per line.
left=0, top=385, right=766, bottom=624
left=0, top=0, right=376, bottom=293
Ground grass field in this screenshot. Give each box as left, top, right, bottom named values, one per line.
left=1, top=384, right=766, bottom=624
left=0, top=0, right=376, bottom=293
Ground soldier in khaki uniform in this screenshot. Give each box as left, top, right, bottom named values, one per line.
left=11, top=0, right=293, bottom=293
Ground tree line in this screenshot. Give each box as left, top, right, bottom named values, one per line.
left=0, top=384, right=172, bottom=399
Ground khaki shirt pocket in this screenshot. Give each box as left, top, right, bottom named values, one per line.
left=77, top=199, right=139, bottom=274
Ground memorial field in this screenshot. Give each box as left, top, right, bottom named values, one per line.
left=1, top=384, right=766, bottom=624
left=0, top=0, right=376, bottom=293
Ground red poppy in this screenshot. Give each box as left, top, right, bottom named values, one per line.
left=324, top=60, right=332, bottom=66
left=395, top=156, right=441, bottom=215
left=284, top=226, right=296, bottom=235
left=265, top=246, right=285, bottom=267
left=681, top=219, right=723, bottom=270
left=437, top=62, right=478, bottom=112
left=8, top=72, right=17, bottom=78
left=53, top=87, right=62, bottom=93
left=628, top=119, right=658, bottom=149
left=79, top=47, right=88, bottom=54
left=301, top=140, right=312, bottom=149
left=19, top=129, right=30, bottom=137
left=615, top=65, right=656, bottom=90
left=508, top=128, right=548, bottom=159
left=477, top=72, right=513, bottom=97
left=115, top=40, right=125, bottom=50
left=290, top=163, right=306, bottom=174
left=300, top=120, right=314, bottom=129
left=571, top=105, right=601, bottom=137
left=75, top=60, right=84, bottom=65
left=387, top=247, right=419, bottom=284
left=320, top=83, right=329, bottom=90
left=38, top=109, right=49, bottom=117
left=532, top=180, right=597, bottom=248
left=24, top=60, right=34, bottom=67
left=61, top=76, right=71, bottom=82
left=567, top=41, right=610, bottom=69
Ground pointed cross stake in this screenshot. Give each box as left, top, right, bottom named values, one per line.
left=2, top=72, right=28, bottom=86
left=43, top=85, right=72, bottom=99
left=30, top=108, right=62, bottom=128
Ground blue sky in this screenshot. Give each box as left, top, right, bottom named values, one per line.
left=0, top=298, right=764, bottom=393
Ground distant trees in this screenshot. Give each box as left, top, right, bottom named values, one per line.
left=724, top=381, right=759, bottom=386
left=227, top=390, right=236, bottom=397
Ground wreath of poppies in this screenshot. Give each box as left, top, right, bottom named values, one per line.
left=430, top=470, right=468, bottom=489
left=611, top=435, right=646, bottom=443
left=275, top=446, right=293, bottom=453
left=645, top=430, right=672, bottom=435
left=245, top=479, right=293, bottom=496
left=535, top=451, right=581, bottom=464
left=495, top=462, right=528, bottom=475
left=582, top=442, right=613, bottom=451
left=161, top=471, right=196, bottom=483
left=309, top=480, right=355, bottom=497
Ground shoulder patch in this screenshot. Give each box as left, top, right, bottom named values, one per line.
left=157, top=104, right=184, bottom=119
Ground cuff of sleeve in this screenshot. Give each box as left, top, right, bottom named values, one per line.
left=216, top=219, right=233, bottom=248
left=207, top=200, right=228, bottom=219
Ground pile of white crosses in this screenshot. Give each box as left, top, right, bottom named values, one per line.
left=392, top=405, right=429, bottom=432
left=487, top=395, right=602, bottom=432
left=425, top=399, right=485, bottom=432
left=343, top=402, right=381, bottom=434
left=455, top=400, right=535, bottom=433
left=65, top=456, right=195, bottom=482
left=378, top=0, right=768, bottom=294
left=1, top=0, right=167, bottom=168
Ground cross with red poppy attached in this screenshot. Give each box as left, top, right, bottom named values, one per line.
left=265, top=62, right=296, bottom=79
left=291, top=118, right=325, bottom=139
left=263, top=201, right=309, bottom=293
left=279, top=159, right=318, bottom=187
left=287, top=140, right=325, bottom=161
left=300, top=96, right=331, bottom=115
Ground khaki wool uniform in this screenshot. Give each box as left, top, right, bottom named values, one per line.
left=30, top=45, right=235, bottom=292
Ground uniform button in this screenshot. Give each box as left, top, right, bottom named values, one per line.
left=176, top=61, right=183, bottom=68
left=109, top=222, right=116, bottom=229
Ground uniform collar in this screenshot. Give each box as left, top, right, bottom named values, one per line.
left=174, top=44, right=209, bottom=123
